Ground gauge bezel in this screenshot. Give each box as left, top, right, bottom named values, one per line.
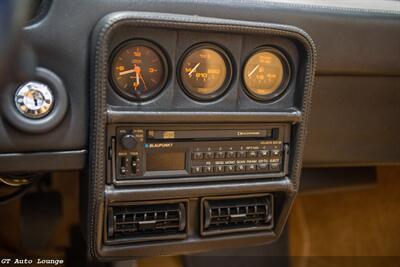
left=242, top=47, right=291, bottom=102
left=178, top=43, right=233, bottom=102
left=109, top=39, right=169, bottom=102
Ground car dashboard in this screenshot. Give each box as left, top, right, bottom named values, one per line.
left=0, top=0, right=399, bottom=262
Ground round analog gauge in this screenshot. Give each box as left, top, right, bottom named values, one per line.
left=110, top=41, right=168, bottom=101
left=243, top=48, right=290, bottom=101
left=179, top=44, right=232, bottom=100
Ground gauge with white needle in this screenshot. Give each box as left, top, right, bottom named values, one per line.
left=110, top=40, right=168, bottom=101
left=188, top=63, right=200, bottom=77
left=179, top=44, right=232, bottom=101
left=118, top=69, right=134, bottom=75
left=247, top=64, right=260, bottom=77
left=243, top=47, right=290, bottom=101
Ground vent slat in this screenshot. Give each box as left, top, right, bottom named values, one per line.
left=115, top=219, right=180, bottom=225
left=203, top=195, right=273, bottom=235
left=108, top=202, right=186, bottom=241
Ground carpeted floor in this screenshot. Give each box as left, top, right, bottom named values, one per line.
left=289, top=166, right=400, bottom=267
left=290, top=166, right=400, bottom=257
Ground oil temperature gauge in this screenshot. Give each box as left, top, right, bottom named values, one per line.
left=179, top=44, right=232, bottom=101
left=243, top=47, right=290, bottom=101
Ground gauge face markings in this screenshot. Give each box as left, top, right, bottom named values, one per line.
left=110, top=42, right=289, bottom=102
left=179, top=45, right=232, bottom=100
left=110, top=42, right=167, bottom=101
left=243, top=48, right=290, bottom=100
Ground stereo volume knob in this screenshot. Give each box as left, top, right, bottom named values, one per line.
left=120, top=134, right=137, bottom=150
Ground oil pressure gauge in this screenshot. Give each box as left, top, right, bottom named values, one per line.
left=243, top=47, right=290, bottom=101
left=179, top=44, right=232, bottom=101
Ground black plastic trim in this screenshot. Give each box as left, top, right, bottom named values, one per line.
left=105, top=178, right=290, bottom=201
left=107, top=110, right=302, bottom=124
left=0, top=150, right=86, bottom=172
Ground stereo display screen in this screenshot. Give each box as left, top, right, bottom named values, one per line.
left=146, top=152, right=186, bottom=171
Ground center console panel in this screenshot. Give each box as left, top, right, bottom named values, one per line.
left=86, top=12, right=316, bottom=259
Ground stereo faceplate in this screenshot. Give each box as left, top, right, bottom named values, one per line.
left=108, top=124, right=290, bottom=185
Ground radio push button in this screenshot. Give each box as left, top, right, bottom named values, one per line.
left=246, top=164, right=257, bottom=172
left=236, top=164, right=246, bottom=172
left=270, top=163, right=281, bottom=171
left=192, top=152, right=204, bottom=160
left=215, top=151, right=225, bottom=159
left=259, top=150, right=269, bottom=157
left=247, top=151, right=257, bottom=158
left=191, top=166, right=202, bottom=174
left=226, top=151, right=236, bottom=158
left=204, top=152, right=214, bottom=159
left=215, top=165, right=225, bottom=173
left=237, top=151, right=247, bottom=158
left=203, top=166, right=214, bottom=173
left=226, top=165, right=235, bottom=172
left=271, top=150, right=281, bottom=157
left=258, top=163, right=269, bottom=171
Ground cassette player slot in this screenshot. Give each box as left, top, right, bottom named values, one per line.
left=147, top=129, right=279, bottom=141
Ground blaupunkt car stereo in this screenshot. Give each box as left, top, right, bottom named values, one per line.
left=109, top=124, right=290, bottom=184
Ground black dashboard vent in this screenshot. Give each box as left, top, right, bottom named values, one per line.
left=107, top=201, right=187, bottom=243
left=201, top=194, right=273, bottom=236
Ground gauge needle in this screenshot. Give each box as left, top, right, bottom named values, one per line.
left=132, top=64, right=141, bottom=90
left=247, top=64, right=260, bottom=77
left=119, top=69, right=135, bottom=76
left=188, top=63, right=200, bottom=77
left=139, top=73, right=148, bottom=91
